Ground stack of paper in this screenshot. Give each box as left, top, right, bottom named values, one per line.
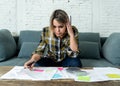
left=1, top=66, right=120, bottom=82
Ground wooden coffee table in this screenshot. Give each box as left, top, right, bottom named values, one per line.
left=0, top=66, right=120, bottom=86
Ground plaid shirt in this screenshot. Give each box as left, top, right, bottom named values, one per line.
left=33, top=26, right=80, bottom=62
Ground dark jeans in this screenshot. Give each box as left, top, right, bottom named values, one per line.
left=35, top=56, right=82, bottom=67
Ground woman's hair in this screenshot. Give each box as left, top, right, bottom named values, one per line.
left=49, top=9, right=69, bottom=37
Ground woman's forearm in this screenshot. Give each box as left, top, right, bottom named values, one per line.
left=70, top=35, right=79, bottom=52
left=31, top=54, right=41, bottom=62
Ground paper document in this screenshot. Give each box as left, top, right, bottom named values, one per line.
left=75, top=67, right=120, bottom=82
left=0, top=66, right=57, bottom=80
left=93, top=67, right=120, bottom=81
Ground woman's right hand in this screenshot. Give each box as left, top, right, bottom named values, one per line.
left=24, top=59, right=36, bottom=70
left=24, top=54, right=40, bottom=70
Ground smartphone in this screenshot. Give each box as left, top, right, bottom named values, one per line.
left=69, top=15, right=72, bottom=25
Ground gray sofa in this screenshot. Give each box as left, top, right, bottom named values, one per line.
left=0, top=29, right=120, bottom=67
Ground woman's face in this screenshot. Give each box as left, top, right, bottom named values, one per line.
left=53, top=19, right=67, bottom=38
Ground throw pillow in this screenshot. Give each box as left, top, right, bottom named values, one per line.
left=18, top=30, right=41, bottom=50
left=79, top=32, right=101, bottom=51
left=102, top=33, right=120, bottom=65
left=0, top=29, right=17, bottom=61
left=79, top=41, right=101, bottom=59
left=18, top=42, right=39, bottom=58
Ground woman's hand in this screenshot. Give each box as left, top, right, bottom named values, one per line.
left=66, top=19, right=78, bottom=52
left=24, top=59, right=36, bottom=70
left=24, top=54, right=40, bottom=70
left=66, top=20, right=74, bottom=37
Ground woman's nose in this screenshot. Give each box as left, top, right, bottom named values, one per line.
left=56, top=28, right=60, bottom=32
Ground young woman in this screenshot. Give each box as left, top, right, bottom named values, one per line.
left=24, top=9, right=82, bottom=70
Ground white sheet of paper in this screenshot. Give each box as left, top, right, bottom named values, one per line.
left=75, top=67, right=120, bottom=82
left=93, top=67, right=120, bottom=80
left=0, top=66, right=57, bottom=80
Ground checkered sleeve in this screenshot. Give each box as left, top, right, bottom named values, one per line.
left=66, top=26, right=80, bottom=58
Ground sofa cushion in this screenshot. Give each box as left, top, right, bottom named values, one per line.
left=0, top=29, right=16, bottom=61
left=78, top=32, right=101, bottom=59
left=18, top=42, right=39, bottom=58
left=18, top=30, right=41, bottom=49
left=0, top=57, right=29, bottom=66
left=102, top=33, right=120, bottom=66
left=79, top=41, right=101, bottom=59
left=79, top=32, right=101, bottom=51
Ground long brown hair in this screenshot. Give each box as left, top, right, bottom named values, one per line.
left=49, top=9, right=69, bottom=37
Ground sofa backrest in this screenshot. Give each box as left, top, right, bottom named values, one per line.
left=14, top=31, right=103, bottom=59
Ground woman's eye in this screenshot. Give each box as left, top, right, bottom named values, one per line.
left=53, top=26, right=56, bottom=28
left=59, top=26, right=64, bottom=28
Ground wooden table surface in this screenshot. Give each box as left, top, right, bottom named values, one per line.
left=0, top=66, right=120, bottom=86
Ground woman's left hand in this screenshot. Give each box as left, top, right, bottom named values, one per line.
left=66, top=21, right=74, bottom=37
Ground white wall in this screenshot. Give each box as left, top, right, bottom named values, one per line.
left=0, top=0, right=120, bottom=37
